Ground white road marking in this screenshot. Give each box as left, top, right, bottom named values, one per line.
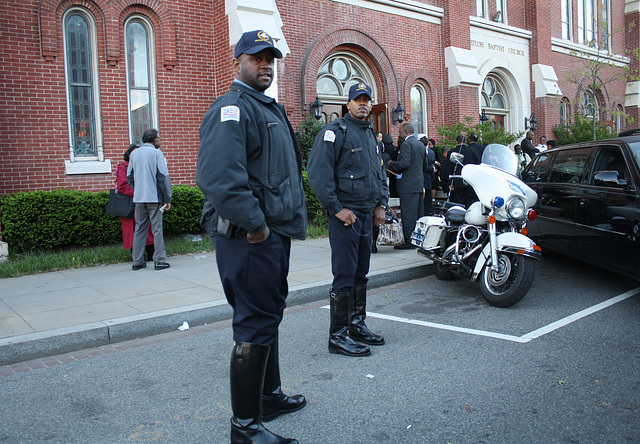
left=320, top=286, right=640, bottom=343
left=520, top=287, right=640, bottom=341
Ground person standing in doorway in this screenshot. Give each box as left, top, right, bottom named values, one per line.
left=307, top=82, right=389, bottom=358
left=126, top=128, right=172, bottom=271
left=196, top=30, right=306, bottom=444
left=521, top=130, right=537, bottom=159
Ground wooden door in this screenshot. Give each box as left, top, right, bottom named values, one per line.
left=371, top=103, right=389, bottom=135
left=487, top=113, right=505, bottom=130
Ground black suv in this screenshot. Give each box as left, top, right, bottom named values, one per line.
left=522, top=135, right=640, bottom=280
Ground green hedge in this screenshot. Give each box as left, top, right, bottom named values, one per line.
left=0, top=186, right=204, bottom=254
left=0, top=182, right=325, bottom=255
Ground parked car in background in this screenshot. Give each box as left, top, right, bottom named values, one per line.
left=522, top=135, right=640, bottom=280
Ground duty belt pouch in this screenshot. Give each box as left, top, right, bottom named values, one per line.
left=217, top=216, right=241, bottom=238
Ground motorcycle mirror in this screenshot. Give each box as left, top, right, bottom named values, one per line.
left=450, top=152, right=465, bottom=165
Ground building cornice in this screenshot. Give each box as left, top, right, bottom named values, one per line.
left=330, top=0, right=443, bottom=24
left=551, top=38, right=630, bottom=68
left=469, top=16, right=532, bottom=40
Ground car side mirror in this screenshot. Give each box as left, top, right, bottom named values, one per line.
left=593, top=170, right=627, bottom=188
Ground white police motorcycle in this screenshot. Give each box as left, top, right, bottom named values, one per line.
left=410, top=143, right=542, bottom=307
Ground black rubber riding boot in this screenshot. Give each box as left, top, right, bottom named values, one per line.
left=229, top=342, right=298, bottom=444
left=262, top=334, right=306, bottom=422
left=144, top=244, right=154, bottom=262
left=349, top=285, right=385, bottom=345
left=328, top=291, right=371, bottom=357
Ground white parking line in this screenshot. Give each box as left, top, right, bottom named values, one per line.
left=321, top=286, right=640, bottom=343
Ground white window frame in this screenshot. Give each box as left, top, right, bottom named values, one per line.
left=561, top=0, right=573, bottom=41
left=62, top=8, right=109, bottom=174
left=601, top=0, right=611, bottom=51
left=411, top=84, right=428, bottom=136
left=476, top=0, right=488, bottom=18
left=495, top=0, right=505, bottom=23
left=124, top=15, right=159, bottom=145
left=578, top=0, right=597, bottom=46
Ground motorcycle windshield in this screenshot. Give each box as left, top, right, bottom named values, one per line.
left=481, top=144, right=519, bottom=176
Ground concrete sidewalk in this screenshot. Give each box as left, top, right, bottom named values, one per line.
left=0, top=237, right=432, bottom=365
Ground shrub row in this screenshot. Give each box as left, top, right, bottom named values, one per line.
left=0, top=178, right=326, bottom=254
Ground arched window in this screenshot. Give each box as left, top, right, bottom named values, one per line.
left=481, top=76, right=507, bottom=110
left=480, top=74, right=509, bottom=129
left=316, top=54, right=376, bottom=103
left=411, top=84, right=427, bottom=135
left=615, top=104, right=623, bottom=133
left=63, top=10, right=102, bottom=162
left=125, top=17, right=158, bottom=145
left=582, top=90, right=596, bottom=118
left=560, top=98, right=570, bottom=126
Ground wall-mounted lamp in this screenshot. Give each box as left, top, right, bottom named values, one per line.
left=310, top=96, right=324, bottom=120
left=392, top=102, right=405, bottom=125
left=524, top=113, right=537, bottom=131
left=480, top=109, right=489, bottom=122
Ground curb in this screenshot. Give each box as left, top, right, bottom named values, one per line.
left=0, top=263, right=432, bottom=366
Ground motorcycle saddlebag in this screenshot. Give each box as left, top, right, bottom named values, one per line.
left=411, top=216, right=446, bottom=249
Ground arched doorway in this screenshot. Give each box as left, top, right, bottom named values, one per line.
left=316, top=52, right=388, bottom=133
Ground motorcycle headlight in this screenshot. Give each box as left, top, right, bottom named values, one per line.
left=506, top=197, right=526, bottom=220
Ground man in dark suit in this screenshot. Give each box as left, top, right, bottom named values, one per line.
left=448, top=134, right=481, bottom=208
left=387, top=123, right=427, bottom=249
left=467, top=132, right=485, bottom=158
left=521, top=131, right=537, bottom=160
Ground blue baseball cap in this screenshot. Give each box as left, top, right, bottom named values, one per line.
left=234, top=30, right=283, bottom=59
left=348, top=82, right=373, bottom=102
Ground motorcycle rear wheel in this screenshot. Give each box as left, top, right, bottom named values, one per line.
left=478, top=253, right=535, bottom=308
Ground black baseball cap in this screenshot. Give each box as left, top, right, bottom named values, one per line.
left=234, top=30, right=283, bottom=59
left=348, top=82, right=372, bottom=101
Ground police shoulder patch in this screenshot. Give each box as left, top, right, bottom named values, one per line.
left=221, top=106, right=240, bottom=122
left=323, top=130, right=336, bottom=142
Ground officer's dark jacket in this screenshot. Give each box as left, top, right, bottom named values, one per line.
left=196, top=82, right=307, bottom=240
left=307, top=113, right=388, bottom=216
left=388, top=135, right=428, bottom=194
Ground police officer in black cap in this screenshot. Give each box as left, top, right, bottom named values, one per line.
left=307, top=82, right=389, bottom=357
left=196, top=30, right=306, bottom=444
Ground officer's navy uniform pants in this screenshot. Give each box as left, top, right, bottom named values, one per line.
left=328, top=209, right=374, bottom=293
left=213, top=231, right=290, bottom=345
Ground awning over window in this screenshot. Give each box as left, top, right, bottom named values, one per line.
left=226, top=0, right=290, bottom=57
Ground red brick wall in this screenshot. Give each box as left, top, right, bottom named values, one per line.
left=0, top=0, right=635, bottom=197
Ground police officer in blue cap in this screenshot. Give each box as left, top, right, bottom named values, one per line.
left=196, top=30, right=306, bottom=444
left=307, top=82, right=389, bottom=357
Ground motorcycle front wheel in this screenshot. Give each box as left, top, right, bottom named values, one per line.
left=478, top=253, right=535, bottom=308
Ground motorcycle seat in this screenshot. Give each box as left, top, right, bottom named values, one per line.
left=444, top=205, right=467, bottom=224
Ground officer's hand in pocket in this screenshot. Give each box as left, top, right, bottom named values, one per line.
left=247, top=226, right=270, bottom=244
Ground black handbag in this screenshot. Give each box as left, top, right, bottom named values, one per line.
left=105, top=189, right=135, bottom=218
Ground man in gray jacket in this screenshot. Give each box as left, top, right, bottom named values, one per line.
left=387, top=123, right=427, bottom=249
left=127, top=128, right=172, bottom=271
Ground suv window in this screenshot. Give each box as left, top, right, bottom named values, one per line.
left=549, top=148, right=591, bottom=184
left=523, top=152, right=552, bottom=182
left=590, top=146, right=628, bottom=181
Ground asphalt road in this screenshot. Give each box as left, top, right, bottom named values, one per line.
left=1, top=254, right=639, bottom=443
